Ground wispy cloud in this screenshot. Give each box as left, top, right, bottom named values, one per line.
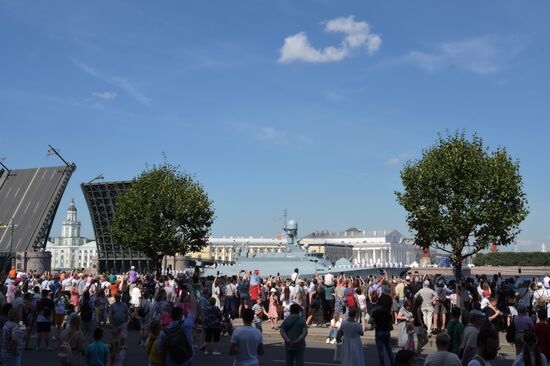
left=400, top=35, right=525, bottom=74
left=92, top=91, right=117, bottom=100
left=384, top=153, right=414, bottom=166
left=278, top=16, right=381, bottom=64
left=232, top=123, right=314, bottom=145
left=71, top=58, right=151, bottom=105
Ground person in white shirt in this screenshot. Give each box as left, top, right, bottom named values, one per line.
left=424, top=333, right=461, bottom=366
left=129, top=286, right=141, bottom=308
left=324, top=272, right=334, bottom=287
left=229, top=308, right=264, bottom=366
left=62, top=276, right=73, bottom=292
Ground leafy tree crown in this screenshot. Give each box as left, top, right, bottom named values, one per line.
left=110, top=161, right=215, bottom=263
left=395, top=131, right=528, bottom=265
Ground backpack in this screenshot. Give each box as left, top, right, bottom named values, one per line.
left=346, top=289, right=357, bottom=309
left=80, top=301, right=93, bottom=321
left=437, top=287, right=447, bottom=303
left=57, top=341, right=73, bottom=366
left=164, top=321, right=193, bottom=363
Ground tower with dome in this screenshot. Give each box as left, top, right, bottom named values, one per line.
left=47, top=200, right=97, bottom=270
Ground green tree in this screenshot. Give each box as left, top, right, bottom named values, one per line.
left=396, top=131, right=528, bottom=278
left=110, top=161, right=215, bottom=270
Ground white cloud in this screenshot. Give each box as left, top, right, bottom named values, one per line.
left=71, top=59, right=151, bottom=105
left=401, top=35, right=525, bottom=74
left=92, top=91, right=117, bottom=100
left=384, top=153, right=414, bottom=166
left=232, top=123, right=314, bottom=145
left=278, top=16, right=381, bottom=64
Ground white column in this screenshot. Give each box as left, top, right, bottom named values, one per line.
left=357, top=249, right=361, bottom=265
left=373, top=249, right=377, bottom=264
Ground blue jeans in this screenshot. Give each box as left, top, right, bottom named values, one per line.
left=375, top=331, right=394, bottom=366
left=224, top=297, right=236, bottom=318
left=285, top=348, right=305, bottom=366
left=328, top=328, right=337, bottom=339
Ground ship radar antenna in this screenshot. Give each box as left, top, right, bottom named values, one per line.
left=283, top=209, right=288, bottom=229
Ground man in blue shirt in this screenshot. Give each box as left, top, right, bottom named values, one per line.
left=85, top=328, right=109, bottom=366
left=158, top=284, right=197, bottom=366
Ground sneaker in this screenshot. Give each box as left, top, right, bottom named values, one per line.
left=326, top=338, right=331, bottom=344
left=330, top=339, right=336, bottom=345
left=212, top=351, right=222, bottom=355
left=204, top=350, right=211, bottom=355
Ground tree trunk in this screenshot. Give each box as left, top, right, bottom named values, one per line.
left=453, top=261, right=463, bottom=280
left=155, top=254, right=164, bottom=274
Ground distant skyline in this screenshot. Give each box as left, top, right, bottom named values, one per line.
left=1, top=1, right=549, bottom=252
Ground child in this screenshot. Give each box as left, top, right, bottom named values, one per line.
left=109, top=339, right=127, bottom=366
left=146, top=320, right=163, bottom=366
left=326, top=312, right=342, bottom=344
left=252, top=297, right=269, bottom=332
left=268, top=288, right=279, bottom=330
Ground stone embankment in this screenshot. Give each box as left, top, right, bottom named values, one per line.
left=411, top=266, right=550, bottom=277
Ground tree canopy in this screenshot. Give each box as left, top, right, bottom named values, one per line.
left=395, top=131, right=528, bottom=277
left=474, top=252, right=550, bottom=267
left=110, top=161, right=215, bottom=269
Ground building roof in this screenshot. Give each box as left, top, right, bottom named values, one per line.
left=303, top=229, right=400, bottom=239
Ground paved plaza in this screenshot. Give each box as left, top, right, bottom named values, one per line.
left=20, top=323, right=516, bottom=366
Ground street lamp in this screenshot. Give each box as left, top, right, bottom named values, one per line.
left=87, top=174, right=104, bottom=184
left=0, top=218, right=20, bottom=267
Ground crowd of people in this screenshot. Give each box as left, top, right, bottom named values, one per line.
left=1, top=265, right=550, bottom=366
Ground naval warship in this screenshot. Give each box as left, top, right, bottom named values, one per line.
left=201, top=219, right=410, bottom=279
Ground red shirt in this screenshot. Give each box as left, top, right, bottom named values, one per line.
left=249, top=284, right=260, bottom=301
left=110, top=281, right=120, bottom=296
left=534, top=323, right=550, bottom=359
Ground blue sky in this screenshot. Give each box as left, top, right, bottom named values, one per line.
left=1, top=1, right=549, bottom=251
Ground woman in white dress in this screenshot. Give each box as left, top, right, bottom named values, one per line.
left=339, top=308, right=365, bottom=366
left=211, top=276, right=221, bottom=308
left=396, top=300, right=413, bottom=348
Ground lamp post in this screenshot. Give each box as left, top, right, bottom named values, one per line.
left=87, top=174, right=104, bottom=184
left=0, top=218, right=19, bottom=268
